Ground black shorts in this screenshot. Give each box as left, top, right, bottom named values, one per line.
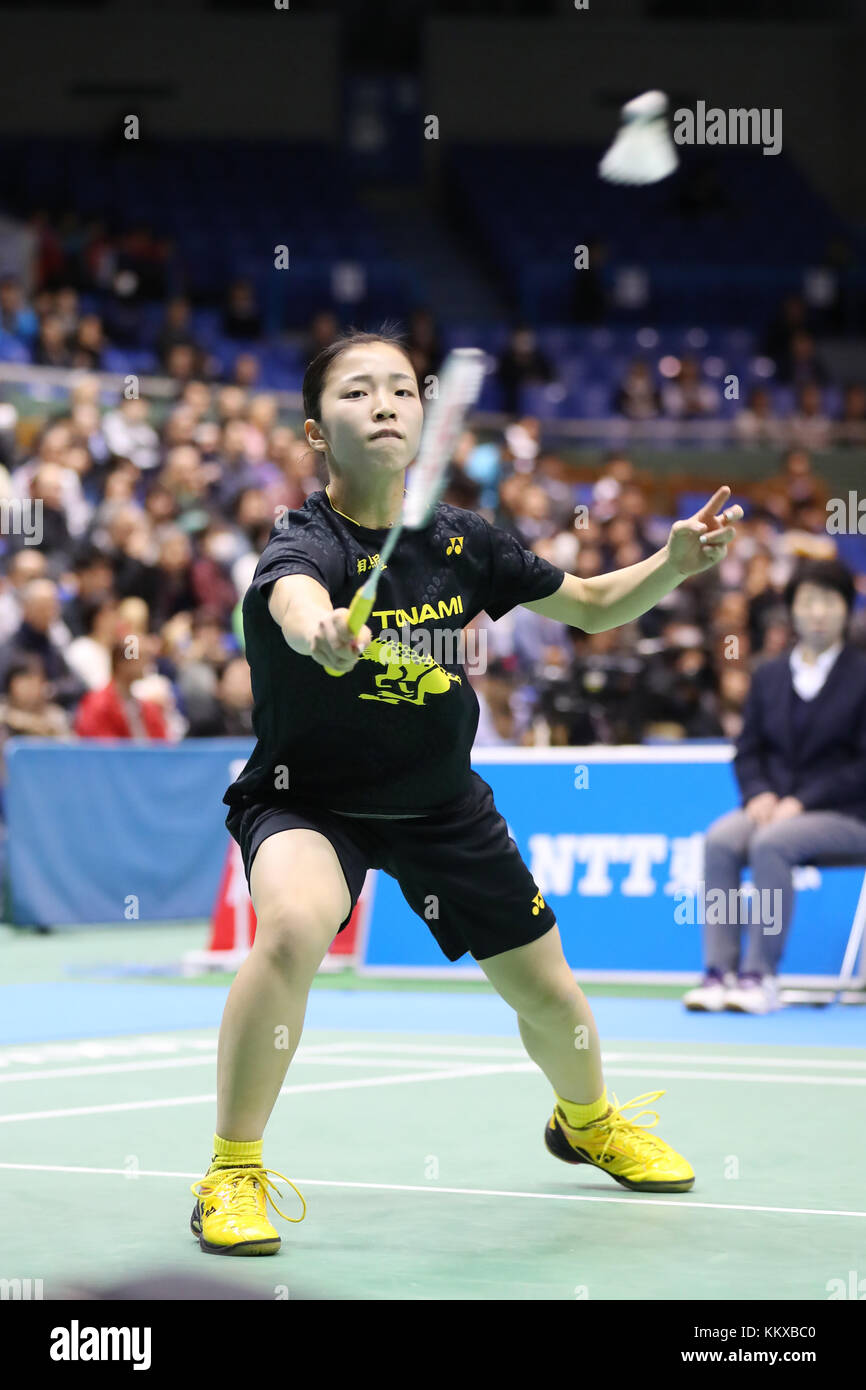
left=224, top=769, right=557, bottom=963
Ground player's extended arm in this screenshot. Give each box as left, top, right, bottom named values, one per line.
left=523, top=486, right=743, bottom=634
left=267, top=574, right=372, bottom=673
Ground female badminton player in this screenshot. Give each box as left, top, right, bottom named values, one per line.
left=190, top=328, right=742, bottom=1254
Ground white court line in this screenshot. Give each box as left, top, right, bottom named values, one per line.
left=4, top=1036, right=866, bottom=1079
left=606, top=1050, right=866, bottom=1070
left=3, top=1056, right=866, bottom=1125
left=0, top=1162, right=861, bottom=1222
left=0, top=1061, right=537, bottom=1123
left=606, top=1068, right=866, bottom=1085
left=0, top=1039, right=353, bottom=1068
left=3, top=1054, right=866, bottom=1089
left=292, top=1042, right=866, bottom=1071
left=0, top=1054, right=459, bottom=1085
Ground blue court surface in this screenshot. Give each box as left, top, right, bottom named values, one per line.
left=0, top=980, right=863, bottom=1047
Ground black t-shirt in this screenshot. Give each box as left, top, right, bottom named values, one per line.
left=223, top=488, right=565, bottom=816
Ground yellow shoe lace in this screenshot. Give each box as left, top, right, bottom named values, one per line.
left=190, top=1166, right=307, bottom=1224
left=587, top=1090, right=669, bottom=1166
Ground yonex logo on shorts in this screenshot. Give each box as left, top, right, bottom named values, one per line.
left=531, top=891, right=546, bottom=915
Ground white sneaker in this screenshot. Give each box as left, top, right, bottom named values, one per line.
left=682, top=971, right=737, bottom=1012
left=725, top=974, right=781, bottom=1014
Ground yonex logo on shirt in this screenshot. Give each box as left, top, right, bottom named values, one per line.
left=446, top=536, right=464, bottom=555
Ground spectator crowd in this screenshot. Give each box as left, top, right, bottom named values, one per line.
left=0, top=341, right=863, bottom=789
left=0, top=271, right=865, bottom=835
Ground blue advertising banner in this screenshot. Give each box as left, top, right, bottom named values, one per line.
left=5, top=738, right=254, bottom=928
left=361, top=749, right=865, bottom=979
left=5, top=741, right=863, bottom=983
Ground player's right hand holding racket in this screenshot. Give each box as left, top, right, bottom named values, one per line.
left=270, top=574, right=372, bottom=672
left=305, top=607, right=372, bottom=674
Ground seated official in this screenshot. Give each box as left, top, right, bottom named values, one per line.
left=684, top=558, right=866, bottom=1015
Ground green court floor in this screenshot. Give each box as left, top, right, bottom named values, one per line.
left=2, top=1025, right=864, bottom=1300
left=1, top=922, right=864, bottom=1301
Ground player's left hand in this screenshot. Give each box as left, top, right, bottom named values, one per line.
left=665, top=486, right=744, bottom=577
left=770, top=796, right=804, bottom=822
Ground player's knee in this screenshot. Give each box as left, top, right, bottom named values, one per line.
left=253, top=897, right=338, bottom=975
left=515, top=975, right=581, bottom=1024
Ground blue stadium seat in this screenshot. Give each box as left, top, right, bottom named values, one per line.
left=102, top=348, right=134, bottom=374
left=578, top=384, right=615, bottom=417
left=677, top=492, right=718, bottom=518
left=516, top=383, right=569, bottom=419
left=0, top=336, right=31, bottom=363
left=833, top=534, right=866, bottom=573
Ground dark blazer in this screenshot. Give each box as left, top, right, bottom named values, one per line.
left=734, top=644, right=866, bottom=821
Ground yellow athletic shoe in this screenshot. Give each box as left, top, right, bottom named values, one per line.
left=544, top=1090, right=695, bottom=1192
left=189, top=1165, right=306, bottom=1255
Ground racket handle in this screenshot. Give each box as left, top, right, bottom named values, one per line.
left=323, top=590, right=375, bottom=677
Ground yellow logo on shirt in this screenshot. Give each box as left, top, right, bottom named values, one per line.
left=531, top=891, right=546, bottom=916
left=371, top=595, right=463, bottom=627
left=446, top=536, right=464, bottom=555
left=349, top=595, right=466, bottom=707
left=357, top=554, right=388, bottom=575
left=358, top=637, right=461, bottom=706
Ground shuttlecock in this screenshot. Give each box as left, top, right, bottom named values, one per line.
left=599, top=89, right=678, bottom=186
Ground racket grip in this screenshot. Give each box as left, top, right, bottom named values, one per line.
left=323, top=590, right=375, bottom=677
